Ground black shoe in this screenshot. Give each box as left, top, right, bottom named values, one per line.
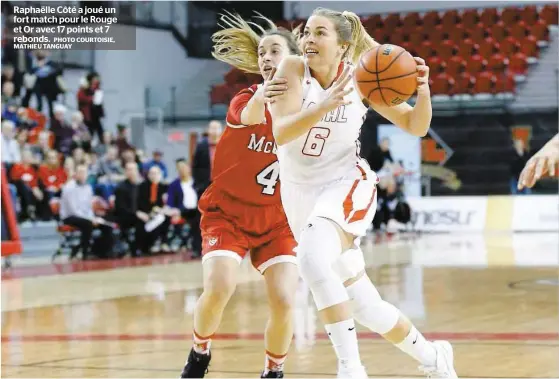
left=180, top=348, right=211, bottom=378
left=261, top=370, right=284, bottom=378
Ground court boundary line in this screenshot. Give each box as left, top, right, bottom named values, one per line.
left=2, top=331, right=558, bottom=343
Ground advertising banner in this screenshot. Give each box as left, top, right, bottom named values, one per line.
left=407, top=196, right=488, bottom=232
left=512, top=195, right=559, bottom=232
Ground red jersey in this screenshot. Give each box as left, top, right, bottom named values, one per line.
left=10, top=164, right=38, bottom=188
left=211, top=84, right=280, bottom=206
left=38, top=164, right=67, bottom=191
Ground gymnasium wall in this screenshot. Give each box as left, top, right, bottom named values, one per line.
left=94, top=25, right=214, bottom=131
left=284, top=0, right=557, bottom=19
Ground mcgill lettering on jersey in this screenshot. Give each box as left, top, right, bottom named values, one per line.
left=276, top=62, right=369, bottom=185
left=210, top=84, right=282, bottom=205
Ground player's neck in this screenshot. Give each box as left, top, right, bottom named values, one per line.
left=311, top=62, right=342, bottom=90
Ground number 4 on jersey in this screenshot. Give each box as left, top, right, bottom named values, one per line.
left=256, top=161, right=280, bottom=195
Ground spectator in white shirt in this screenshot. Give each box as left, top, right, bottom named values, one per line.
left=60, top=163, right=113, bottom=260
left=166, top=158, right=201, bottom=256
left=1, top=120, right=21, bottom=164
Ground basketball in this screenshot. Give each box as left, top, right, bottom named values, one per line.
left=354, top=44, right=418, bottom=107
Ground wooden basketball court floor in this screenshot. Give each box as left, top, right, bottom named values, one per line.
left=2, top=232, right=558, bottom=378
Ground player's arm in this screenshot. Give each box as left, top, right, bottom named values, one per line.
left=226, top=88, right=260, bottom=129
left=367, top=57, right=432, bottom=137
left=518, top=133, right=559, bottom=189
left=270, top=56, right=352, bottom=145
left=239, top=91, right=267, bottom=126
left=239, top=70, right=288, bottom=126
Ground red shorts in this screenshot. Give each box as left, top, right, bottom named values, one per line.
left=198, top=185, right=297, bottom=273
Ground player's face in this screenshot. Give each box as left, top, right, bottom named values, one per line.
left=258, top=35, right=291, bottom=79
left=302, top=15, right=346, bottom=68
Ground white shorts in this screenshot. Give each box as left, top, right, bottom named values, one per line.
left=281, top=162, right=379, bottom=243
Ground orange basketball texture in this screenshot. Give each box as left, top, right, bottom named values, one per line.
left=355, top=44, right=418, bottom=107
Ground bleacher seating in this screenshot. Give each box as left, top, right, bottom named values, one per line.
left=209, top=4, right=558, bottom=106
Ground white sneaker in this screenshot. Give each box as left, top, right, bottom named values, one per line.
left=337, top=363, right=368, bottom=379
left=419, top=341, right=458, bottom=378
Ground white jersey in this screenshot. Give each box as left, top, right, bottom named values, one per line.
left=276, top=60, right=369, bottom=185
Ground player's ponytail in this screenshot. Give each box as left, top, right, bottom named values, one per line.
left=212, top=12, right=302, bottom=74
left=341, top=11, right=377, bottom=65
left=212, top=11, right=262, bottom=74
left=312, top=8, right=377, bottom=66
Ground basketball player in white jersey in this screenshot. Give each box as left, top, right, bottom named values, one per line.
left=518, top=133, right=559, bottom=189
left=269, top=8, right=458, bottom=379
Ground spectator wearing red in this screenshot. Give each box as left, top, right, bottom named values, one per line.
left=77, top=72, right=105, bottom=143
left=38, top=150, right=67, bottom=199
left=16, top=107, right=38, bottom=130
left=77, top=77, right=93, bottom=127
left=10, top=149, right=47, bottom=220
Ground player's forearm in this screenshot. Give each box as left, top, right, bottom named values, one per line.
left=273, top=103, right=328, bottom=145
left=407, top=89, right=432, bottom=137
left=240, top=95, right=266, bottom=125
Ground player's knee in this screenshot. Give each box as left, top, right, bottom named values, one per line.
left=265, top=265, right=297, bottom=319
left=297, top=217, right=342, bottom=283
left=203, top=265, right=237, bottom=305
left=268, top=286, right=295, bottom=319
left=204, top=278, right=236, bottom=306
left=297, top=217, right=350, bottom=310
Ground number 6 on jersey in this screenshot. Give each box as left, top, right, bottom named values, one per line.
left=302, top=127, right=330, bottom=157
left=256, top=161, right=280, bottom=195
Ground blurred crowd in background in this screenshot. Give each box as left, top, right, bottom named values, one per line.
left=1, top=47, right=227, bottom=259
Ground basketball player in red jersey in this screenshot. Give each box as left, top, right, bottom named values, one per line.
left=180, top=13, right=301, bottom=379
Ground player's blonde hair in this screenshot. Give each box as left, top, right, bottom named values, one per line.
left=212, top=11, right=301, bottom=74
left=311, top=7, right=376, bottom=65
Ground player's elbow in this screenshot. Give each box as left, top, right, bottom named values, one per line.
left=412, top=126, right=429, bottom=138
left=405, top=111, right=430, bottom=137
left=276, top=55, right=303, bottom=76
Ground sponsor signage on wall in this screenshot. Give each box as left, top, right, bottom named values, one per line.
left=407, top=197, right=487, bottom=232
left=512, top=195, right=559, bottom=232
left=408, top=195, right=558, bottom=232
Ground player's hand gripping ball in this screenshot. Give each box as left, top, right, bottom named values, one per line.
left=354, top=44, right=430, bottom=107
